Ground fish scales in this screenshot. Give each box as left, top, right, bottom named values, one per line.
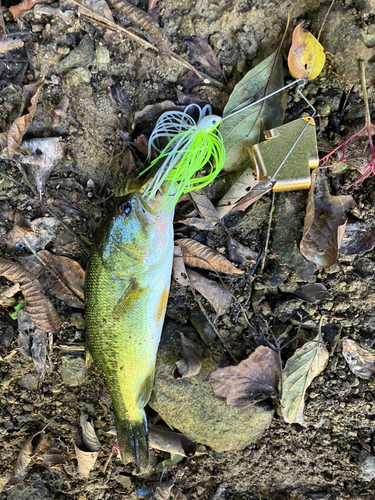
left=85, top=190, right=174, bottom=470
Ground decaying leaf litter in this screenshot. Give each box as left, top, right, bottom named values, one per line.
left=1, top=0, right=375, bottom=497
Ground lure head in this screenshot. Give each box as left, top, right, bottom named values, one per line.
left=198, top=114, right=222, bottom=132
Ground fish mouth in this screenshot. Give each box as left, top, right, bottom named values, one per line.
left=134, top=193, right=159, bottom=224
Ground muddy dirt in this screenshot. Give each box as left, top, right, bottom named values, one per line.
left=1, top=0, right=375, bottom=498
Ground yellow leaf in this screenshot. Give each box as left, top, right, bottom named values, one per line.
left=288, top=22, right=325, bottom=81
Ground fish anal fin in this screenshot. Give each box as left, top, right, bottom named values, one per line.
left=113, top=279, right=149, bottom=319
left=138, top=368, right=155, bottom=408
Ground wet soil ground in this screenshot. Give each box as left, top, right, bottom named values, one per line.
left=1, top=0, right=375, bottom=498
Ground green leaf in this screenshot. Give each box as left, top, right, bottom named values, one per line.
left=219, top=51, right=286, bottom=172
left=11, top=302, right=25, bottom=319
left=280, top=331, right=329, bottom=424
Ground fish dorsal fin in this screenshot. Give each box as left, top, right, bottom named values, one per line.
left=113, top=278, right=149, bottom=319
left=115, top=176, right=143, bottom=197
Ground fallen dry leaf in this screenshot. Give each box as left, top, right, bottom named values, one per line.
left=51, top=96, right=69, bottom=127
left=133, top=134, right=155, bottom=158
left=144, top=479, right=175, bottom=500
left=43, top=447, right=65, bottom=468
left=8, top=430, right=52, bottom=485
left=0, top=37, right=24, bottom=53
left=293, top=283, right=332, bottom=303
left=120, top=148, right=137, bottom=176
left=17, top=310, right=47, bottom=386
left=215, top=168, right=259, bottom=218
left=342, top=338, right=375, bottom=379
left=281, top=331, right=328, bottom=424
left=174, top=331, right=203, bottom=379
left=190, top=191, right=220, bottom=224
left=33, top=3, right=75, bottom=23
left=208, top=346, right=280, bottom=408
left=187, top=269, right=232, bottom=316
left=171, top=487, right=187, bottom=500
left=0, top=283, right=21, bottom=307
left=80, top=413, right=101, bottom=452
left=74, top=414, right=101, bottom=478
left=173, top=246, right=190, bottom=287
left=25, top=250, right=85, bottom=309
left=179, top=218, right=214, bottom=230
left=288, top=22, right=325, bottom=81
left=0, top=257, right=61, bottom=333
left=6, top=216, right=60, bottom=254
left=184, top=36, right=221, bottom=80
left=133, top=101, right=184, bottom=130
left=227, top=236, right=257, bottom=264
left=7, top=78, right=44, bottom=157
left=77, top=0, right=114, bottom=21
left=339, top=222, right=375, bottom=256
left=9, top=0, right=54, bottom=19
left=149, top=424, right=196, bottom=457
left=20, top=137, right=64, bottom=197
left=176, top=238, right=244, bottom=275
left=300, top=169, right=356, bottom=268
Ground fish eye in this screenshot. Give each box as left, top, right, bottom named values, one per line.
left=119, top=201, right=132, bottom=216
left=212, top=120, right=217, bottom=125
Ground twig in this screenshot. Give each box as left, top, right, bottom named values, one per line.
left=190, top=286, right=237, bottom=363
left=260, top=191, right=275, bottom=273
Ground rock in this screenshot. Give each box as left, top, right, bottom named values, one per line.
left=70, top=312, right=85, bottom=330
left=272, top=191, right=316, bottom=281
left=63, top=68, right=92, bottom=97
left=312, top=5, right=375, bottom=81
left=359, top=450, right=375, bottom=481
left=7, top=477, right=50, bottom=499
left=57, top=34, right=95, bottom=73
left=95, top=46, right=110, bottom=67
left=59, top=352, right=87, bottom=386
left=18, top=372, right=39, bottom=391
left=149, top=323, right=274, bottom=452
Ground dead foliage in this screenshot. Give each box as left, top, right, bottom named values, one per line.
left=0, top=37, right=24, bottom=53
left=342, top=338, right=375, bottom=379
left=176, top=238, right=244, bottom=275
left=9, top=0, right=54, bottom=19
left=4, top=78, right=44, bottom=158
left=0, top=257, right=61, bottom=333
left=74, top=414, right=101, bottom=478
left=20, top=137, right=64, bottom=196
left=51, top=96, right=69, bottom=126
left=339, top=222, right=375, bottom=257
left=17, top=310, right=47, bottom=386
left=189, top=191, right=220, bottom=224
left=293, top=283, right=332, bottom=303
left=8, top=430, right=52, bottom=485
left=300, top=169, right=356, bottom=268
left=208, top=346, right=280, bottom=408
left=184, top=36, right=221, bottom=80
left=187, top=269, right=232, bottom=316
left=173, top=246, right=190, bottom=287
left=25, top=250, right=85, bottom=309
left=281, top=330, right=328, bottom=424
left=149, top=424, right=196, bottom=457
left=174, top=331, right=203, bottom=379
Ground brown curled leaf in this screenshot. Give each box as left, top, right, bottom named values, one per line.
left=43, top=447, right=66, bottom=468
left=173, top=246, right=190, bottom=287
left=80, top=414, right=101, bottom=452
left=106, top=0, right=170, bottom=57
left=189, top=191, right=220, bottom=224
left=342, top=338, right=375, bottom=379
left=175, top=238, right=244, bottom=275
left=8, top=431, right=52, bottom=485
left=187, top=269, right=232, bottom=316
left=149, top=424, right=196, bottom=457
left=51, top=96, right=69, bottom=127
left=9, top=0, right=54, bottom=19
left=74, top=441, right=100, bottom=478
left=300, top=169, right=356, bottom=268
left=0, top=257, right=61, bottom=333
left=7, top=78, right=44, bottom=158
left=174, top=331, right=203, bottom=379
left=208, top=346, right=280, bottom=408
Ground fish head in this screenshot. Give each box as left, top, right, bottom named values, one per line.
left=97, top=189, right=174, bottom=273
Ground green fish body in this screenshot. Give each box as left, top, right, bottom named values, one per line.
left=85, top=186, right=174, bottom=470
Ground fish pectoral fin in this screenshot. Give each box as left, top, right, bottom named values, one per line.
left=137, top=368, right=155, bottom=408
left=113, top=278, right=149, bottom=319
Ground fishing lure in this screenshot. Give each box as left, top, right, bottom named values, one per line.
left=140, top=103, right=225, bottom=209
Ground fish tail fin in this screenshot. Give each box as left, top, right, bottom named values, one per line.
left=116, top=411, right=149, bottom=472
